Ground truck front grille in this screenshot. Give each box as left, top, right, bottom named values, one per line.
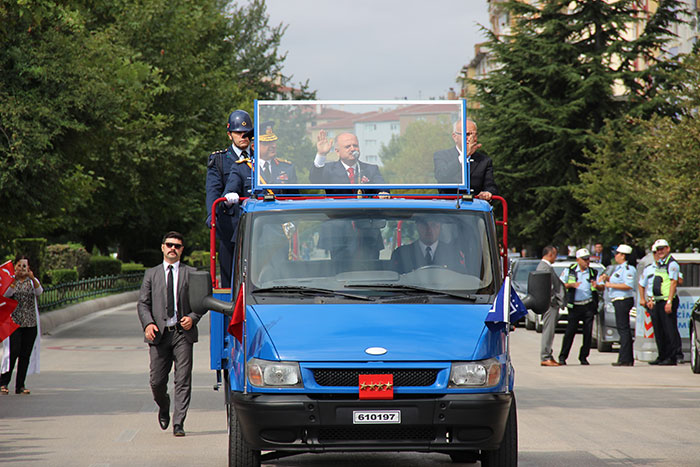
left=319, top=426, right=436, bottom=442
left=311, top=369, right=438, bottom=387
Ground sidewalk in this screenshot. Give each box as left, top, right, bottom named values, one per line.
left=39, top=290, right=139, bottom=335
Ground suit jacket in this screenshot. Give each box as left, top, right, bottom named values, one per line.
left=433, top=148, right=498, bottom=196
left=536, top=260, right=565, bottom=309
left=390, top=241, right=465, bottom=275
left=137, top=263, right=205, bottom=345
left=310, top=160, right=385, bottom=195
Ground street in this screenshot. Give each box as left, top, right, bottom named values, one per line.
left=2, top=302, right=700, bottom=466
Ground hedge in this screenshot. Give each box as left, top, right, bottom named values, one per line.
left=45, top=268, right=79, bottom=285
left=86, top=256, right=122, bottom=278
left=46, top=244, right=91, bottom=278
left=184, top=250, right=209, bottom=269
left=121, top=262, right=146, bottom=274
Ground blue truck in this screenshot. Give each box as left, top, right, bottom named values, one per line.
left=188, top=100, right=549, bottom=466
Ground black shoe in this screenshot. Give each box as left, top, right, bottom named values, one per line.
left=657, top=359, right=677, bottom=366
left=173, top=424, right=185, bottom=437
left=158, top=406, right=170, bottom=430
left=611, top=361, right=634, bottom=367
left=558, top=359, right=567, bottom=366
left=579, top=359, right=590, bottom=365
left=649, top=358, right=661, bottom=365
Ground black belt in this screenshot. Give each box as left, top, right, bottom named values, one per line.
left=164, top=325, right=180, bottom=332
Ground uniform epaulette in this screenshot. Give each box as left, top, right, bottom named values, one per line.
left=236, top=158, right=251, bottom=164
left=210, top=149, right=227, bottom=156
left=275, top=158, right=292, bottom=164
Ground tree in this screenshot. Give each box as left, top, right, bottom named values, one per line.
left=575, top=51, right=700, bottom=249
left=472, top=0, right=685, bottom=251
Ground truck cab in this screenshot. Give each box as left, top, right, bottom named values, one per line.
left=190, top=100, right=550, bottom=466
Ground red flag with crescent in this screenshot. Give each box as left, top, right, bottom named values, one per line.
left=0, top=261, right=19, bottom=342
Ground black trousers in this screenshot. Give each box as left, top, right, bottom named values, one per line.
left=149, top=327, right=194, bottom=427
left=652, top=296, right=681, bottom=362
left=0, top=326, right=38, bottom=391
left=613, top=297, right=634, bottom=364
left=559, top=302, right=595, bottom=362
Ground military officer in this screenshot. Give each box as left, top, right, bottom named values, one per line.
left=256, top=124, right=297, bottom=188
left=205, top=110, right=253, bottom=288
left=602, top=244, right=637, bottom=366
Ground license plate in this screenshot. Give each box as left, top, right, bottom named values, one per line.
left=352, top=410, right=401, bottom=424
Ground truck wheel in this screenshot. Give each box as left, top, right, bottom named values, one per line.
left=596, top=318, right=613, bottom=352
left=449, top=450, right=479, bottom=463
left=691, top=327, right=700, bottom=374
left=229, top=406, right=260, bottom=467
left=525, top=315, right=535, bottom=331
left=481, top=397, right=517, bottom=467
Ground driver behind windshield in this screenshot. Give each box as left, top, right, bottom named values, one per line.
left=390, top=218, right=465, bottom=274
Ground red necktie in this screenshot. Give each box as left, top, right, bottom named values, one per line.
left=347, top=167, right=356, bottom=184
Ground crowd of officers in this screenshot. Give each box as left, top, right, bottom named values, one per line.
left=540, top=239, right=683, bottom=368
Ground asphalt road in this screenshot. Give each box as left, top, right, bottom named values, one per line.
left=2, top=302, right=700, bottom=466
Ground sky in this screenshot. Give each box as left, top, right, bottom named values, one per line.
left=262, top=0, right=491, bottom=100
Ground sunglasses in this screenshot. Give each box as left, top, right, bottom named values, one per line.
left=164, top=242, right=183, bottom=250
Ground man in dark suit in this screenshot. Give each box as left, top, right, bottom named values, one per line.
left=310, top=131, right=386, bottom=195
left=390, top=218, right=465, bottom=274
left=434, top=120, right=497, bottom=200
left=137, top=232, right=207, bottom=437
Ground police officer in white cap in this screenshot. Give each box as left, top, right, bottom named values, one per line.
left=558, top=248, right=604, bottom=365
left=649, top=239, right=681, bottom=365
left=601, top=244, right=636, bottom=366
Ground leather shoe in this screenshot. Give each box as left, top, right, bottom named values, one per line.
left=648, top=358, right=661, bottom=365
left=579, top=358, right=590, bottom=365
left=657, top=359, right=677, bottom=366
left=173, top=425, right=186, bottom=437
left=558, top=359, right=567, bottom=366
left=611, top=361, right=633, bottom=366
left=541, top=359, right=560, bottom=367
left=158, top=406, right=170, bottom=430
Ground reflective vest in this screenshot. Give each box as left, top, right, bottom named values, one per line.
left=566, top=265, right=599, bottom=309
left=652, top=255, right=678, bottom=300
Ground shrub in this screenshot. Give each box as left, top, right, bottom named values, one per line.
left=184, top=250, right=209, bottom=269
left=121, top=262, right=146, bottom=274
left=12, top=238, right=47, bottom=279
left=46, top=268, right=79, bottom=285
left=86, top=256, right=122, bottom=278
left=45, top=244, right=91, bottom=278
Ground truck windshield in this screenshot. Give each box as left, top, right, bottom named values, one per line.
left=248, top=209, right=497, bottom=296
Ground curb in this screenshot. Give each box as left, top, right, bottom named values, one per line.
left=40, top=290, right=140, bottom=335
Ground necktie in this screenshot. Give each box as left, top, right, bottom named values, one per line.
left=347, top=167, right=356, bottom=184
left=425, top=246, right=433, bottom=265
left=240, top=150, right=248, bottom=160
left=166, top=265, right=175, bottom=318
left=263, top=162, right=272, bottom=182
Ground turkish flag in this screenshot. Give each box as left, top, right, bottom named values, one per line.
left=227, top=283, right=245, bottom=343
left=0, top=261, right=19, bottom=342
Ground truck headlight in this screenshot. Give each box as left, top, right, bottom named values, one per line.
left=449, top=359, right=501, bottom=387
left=247, top=358, right=303, bottom=388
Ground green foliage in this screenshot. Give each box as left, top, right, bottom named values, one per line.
left=183, top=250, right=210, bottom=269
left=121, top=262, right=146, bottom=274
left=0, top=0, right=313, bottom=258
left=575, top=51, right=700, bottom=250
left=86, top=256, right=122, bottom=278
left=45, top=243, right=90, bottom=278
left=473, top=0, right=685, bottom=250
left=12, top=238, right=47, bottom=279
left=46, top=268, right=79, bottom=285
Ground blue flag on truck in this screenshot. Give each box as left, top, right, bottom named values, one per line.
left=485, top=278, right=528, bottom=329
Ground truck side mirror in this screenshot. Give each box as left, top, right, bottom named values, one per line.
left=522, top=270, right=551, bottom=315
left=189, top=270, right=235, bottom=317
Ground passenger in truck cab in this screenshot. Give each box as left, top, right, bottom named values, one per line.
left=390, top=217, right=465, bottom=274
left=310, top=130, right=387, bottom=196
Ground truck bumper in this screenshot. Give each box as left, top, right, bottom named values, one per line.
left=232, top=392, right=513, bottom=452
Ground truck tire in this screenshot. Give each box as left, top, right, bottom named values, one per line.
left=481, top=397, right=517, bottom=467
left=596, top=317, right=613, bottom=352
left=691, top=327, right=700, bottom=374
left=229, top=406, right=260, bottom=467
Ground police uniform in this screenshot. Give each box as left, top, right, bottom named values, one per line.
left=608, top=247, right=636, bottom=365
left=558, top=258, right=599, bottom=364
left=205, top=110, right=253, bottom=288
left=651, top=252, right=681, bottom=364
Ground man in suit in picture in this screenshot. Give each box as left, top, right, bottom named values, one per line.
left=390, top=217, right=465, bottom=274
left=310, top=130, right=386, bottom=195
left=137, top=231, right=207, bottom=437
left=434, top=120, right=497, bottom=200
left=537, top=245, right=566, bottom=366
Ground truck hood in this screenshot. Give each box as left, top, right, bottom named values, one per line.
left=249, top=303, right=495, bottom=362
